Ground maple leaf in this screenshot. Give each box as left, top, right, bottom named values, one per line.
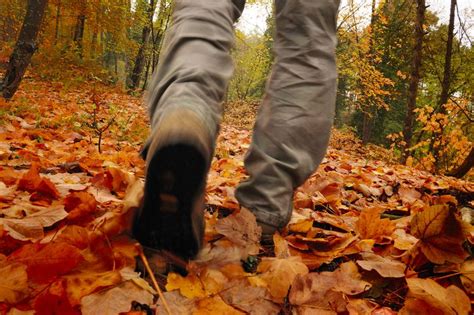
left=80, top=281, right=153, bottom=315
left=0, top=262, right=28, bottom=303
left=215, top=207, right=262, bottom=249
left=257, top=256, right=309, bottom=300
left=400, top=278, right=471, bottom=315
left=8, top=242, right=83, bottom=283
left=34, top=280, right=80, bottom=315
left=355, top=207, right=395, bottom=241
left=64, top=191, right=98, bottom=222
left=289, top=261, right=371, bottom=312
left=165, top=272, right=207, bottom=299
left=410, top=204, right=468, bottom=264
left=356, top=252, right=406, bottom=278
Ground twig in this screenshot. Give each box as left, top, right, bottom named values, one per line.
left=138, top=246, right=172, bottom=315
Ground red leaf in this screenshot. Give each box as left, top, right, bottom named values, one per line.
left=34, top=280, right=80, bottom=315
left=8, top=243, right=83, bottom=283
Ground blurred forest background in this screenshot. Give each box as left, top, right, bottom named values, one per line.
left=0, top=0, right=473, bottom=178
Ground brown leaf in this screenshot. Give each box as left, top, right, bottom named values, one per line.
left=289, top=261, right=371, bottom=312
left=194, top=295, right=244, bottom=315
left=356, top=252, right=406, bottom=278
left=401, top=278, right=471, bottom=315
left=355, top=207, right=395, bottom=241
left=215, top=208, right=262, bottom=248
left=411, top=205, right=468, bottom=264
left=80, top=281, right=153, bottom=315
left=220, top=280, right=280, bottom=315
left=398, top=186, right=422, bottom=205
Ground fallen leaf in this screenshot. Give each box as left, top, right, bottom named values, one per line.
left=194, top=295, right=244, bottom=315
left=257, top=256, right=309, bottom=300
left=80, top=281, right=153, bottom=315
left=64, top=191, right=98, bottom=222
left=220, top=280, right=280, bottom=315
left=65, top=271, right=122, bottom=305
left=289, top=261, right=371, bottom=312
left=356, top=252, right=406, bottom=278
left=411, top=205, right=468, bottom=264
left=356, top=207, right=395, bottom=241
left=215, top=208, right=262, bottom=249
left=401, top=278, right=471, bottom=315
left=34, top=280, right=80, bottom=315
left=8, top=242, right=83, bottom=283
left=165, top=272, right=206, bottom=299
left=0, top=262, right=28, bottom=303
left=156, top=291, right=195, bottom=315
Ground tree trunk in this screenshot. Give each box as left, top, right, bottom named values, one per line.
left=449, top=147, right=474, bottom=178
left=73, top=14, right=86, bottom=58
left=129, top=0, right=156, bottom=90
left=438, top=0, right=456, bottom=114
left=431, top=0, right=456, bottom=171
left=1, top=0, right=49, bottom=99
left=54, top=0, right=61, bottom=44
left=401, top=0, right=425, bottom=164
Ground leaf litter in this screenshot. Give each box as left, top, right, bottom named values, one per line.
left=0, top=81, right=473, bottom=314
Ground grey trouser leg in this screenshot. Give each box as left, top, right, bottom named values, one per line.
left=235, top=0, right=340, bottom=230
left=146, top=0, right=245, bottom=147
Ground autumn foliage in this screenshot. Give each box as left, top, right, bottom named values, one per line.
left=0, top=80, right=473, bottom=314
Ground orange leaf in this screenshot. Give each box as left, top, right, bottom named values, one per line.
left=355, top=207, right=395, bottom=241
left=18, top=163, right=42, bottom=192
left=64, top=191, right=97, bottom=222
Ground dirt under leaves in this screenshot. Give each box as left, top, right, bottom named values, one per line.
left=0, top=79, right=473, bottom=314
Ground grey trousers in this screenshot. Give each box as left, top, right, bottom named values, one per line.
left=147, top=0, right=340, bottom=230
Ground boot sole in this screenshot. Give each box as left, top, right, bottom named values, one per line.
left=132, top=144, right=206, bottom=259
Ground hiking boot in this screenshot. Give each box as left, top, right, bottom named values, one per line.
left=132, top=109, right=212, bottom=260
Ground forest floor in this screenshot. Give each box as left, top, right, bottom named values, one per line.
left=0, top=78, right=473, bottom=314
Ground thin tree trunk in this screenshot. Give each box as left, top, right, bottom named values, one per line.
left=449, top=147, right=474, bottom=178
left=401, top=0, right=425, bottom=164
left=54, top=0, right=61, bottom=44
left=73, top=14, right=86, bottom=58
left=129, top=0, right=156, bottom=90
left=1, top=0, right=49, bottom=99
left=431, top=0, right=456, bottom=171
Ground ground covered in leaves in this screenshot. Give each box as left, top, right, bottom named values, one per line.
left=0, top=79, right=473, bottom=314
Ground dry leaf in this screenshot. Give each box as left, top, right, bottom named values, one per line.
left=411, top=205, right=468, bottom=264
left=165, top=272, right=206, bottom=299
left=65, top=271, right=122, bottom=305
left=220, top=280, right=280, bottom=315
left=0, top=262, right=28, bottom=303
left=289, top=261, right=371, bottom=312
left=215, top=208, right=262, bottom=249
left=194, top=295, right=244, bottom=315
left=258, top=256, right=309, bottom=300
left=401, top=278, right=471, bottom=315
left=356, top=252, right=406, bottom=278
left=356, top=207, right=395, bottom=241
left=80, top=281, right=153, bottom=315
left=156, top=291, right=195, bottom=315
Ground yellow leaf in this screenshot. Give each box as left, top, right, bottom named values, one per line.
left=65, top=271, right=122, bottom=305
left=0, top=262, right=28, bottom=303
left=165, top=272, right=206, bottom=299
left=258, top=256, right=309, bottom=300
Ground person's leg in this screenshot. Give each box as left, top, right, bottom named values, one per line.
left=235, top=0, right=340, bottom=233
left=133, top=0, right=245, bottom=259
